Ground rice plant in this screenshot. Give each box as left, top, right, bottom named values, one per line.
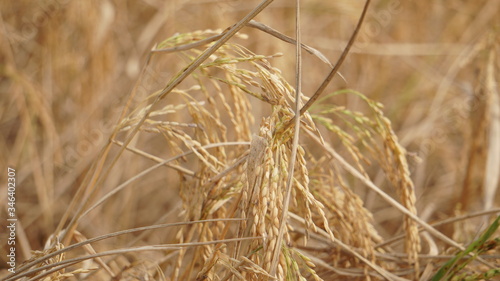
left=1, top=0, right=499, bottom=280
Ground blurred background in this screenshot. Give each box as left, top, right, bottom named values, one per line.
left=1, top=0, right=499, bottom=277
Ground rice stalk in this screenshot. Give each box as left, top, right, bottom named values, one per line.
left=3, top=1, right=499, bottom=280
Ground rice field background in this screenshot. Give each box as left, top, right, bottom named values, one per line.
left=1, top=0, right=499, bottom=280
